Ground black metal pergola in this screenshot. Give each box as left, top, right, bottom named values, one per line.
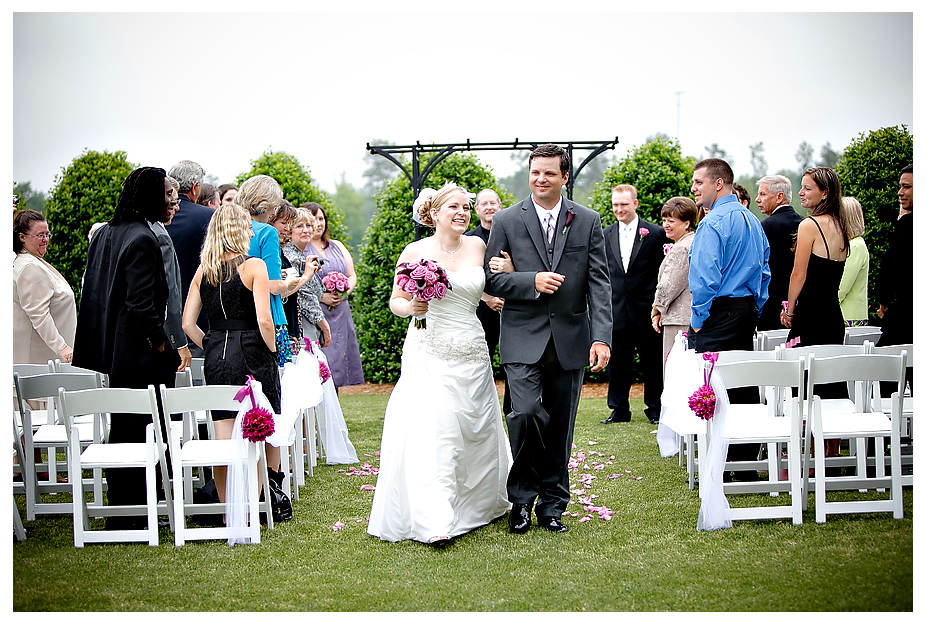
left=366, top=137, right=619, bottom=201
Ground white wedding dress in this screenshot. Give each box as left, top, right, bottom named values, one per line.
left=367, top=266, right=512, bottom=543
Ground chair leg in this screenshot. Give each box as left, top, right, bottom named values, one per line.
left=70, top=435, right=85, bottom=548
left=172, top=428, right=186, bottom=547
left=815, top=428, right=827, bottom=524
left=891, top=395, right=904, bottom=519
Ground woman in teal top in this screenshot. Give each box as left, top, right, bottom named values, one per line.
left=235, top=175, right=302, bottom=366
left=838, top=197, right=870, bottom=326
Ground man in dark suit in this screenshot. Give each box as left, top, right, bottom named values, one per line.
left=601, top=184, right=669, bottom=425
left=877, top=163, right=913, bottom=347
left=466, top=189, right=510, bottom=414
left=756, top=175, right=802, bottom=331
left=166, top=160, right=213, bottom=357
left=73, top=167, right=180, bottom=529
left=484, top=144, right=611, bottom=535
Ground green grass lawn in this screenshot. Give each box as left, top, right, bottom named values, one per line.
left=13, top=395, right=913, bottom=612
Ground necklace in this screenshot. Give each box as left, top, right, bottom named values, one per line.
left=438, top=238, right=462, bottom=261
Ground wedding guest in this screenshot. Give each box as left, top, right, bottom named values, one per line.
left=837, top=197, right=870, bottom=327
left=650, top=197, right=698, bottom=368
left=688, top=159, right=769, bottom=481
left=466, top=188, right=509, bottom=415
left=196, top=182, right=221, bottom=210
left=368, top=182, right=510, bottom=544
left=152, top=176, right=191, bottom=372
left=877, top=164, right=913, bottom=347
left=13, top=210, right=76, bottom=365
left=268, top=201, right=310, bottom=353
left=756, top=174, right=803, bottom=331
left=602, top=184, right=669, bottom=425
left=166, top=159, right=213, bottom=357
left=235, top=174, right=301, bottom=368
left=279, top=207, right=331, bottom=348
left=181, top=204, right=279, bottom=505
left=218, top=184, right=238, bottom=205
left=73, top=166, right=180, bottom=529
left=732, top=182, right=751, bottom=208
left=303, top=202, right=365, bottom=389
left=484, top=144, right=611, bottom=534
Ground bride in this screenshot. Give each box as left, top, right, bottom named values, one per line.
left=367, top=183, right=512, bottom=545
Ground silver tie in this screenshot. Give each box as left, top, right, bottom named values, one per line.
left=545, top=212, right=554, bottom=243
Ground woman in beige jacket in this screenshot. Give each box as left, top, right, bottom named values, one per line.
left=650, top=197, right=699, bottom=369
left=13, top=210, right=77, bottom=365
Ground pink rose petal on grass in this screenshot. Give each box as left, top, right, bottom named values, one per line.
left=360, top=484, right=375, bottom=491
left=332, top=521, right=345, bottom=531
left=577, top=516, right=592, bottom=523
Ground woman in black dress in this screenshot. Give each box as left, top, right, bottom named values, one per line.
left=182, top=204, right=279, bottom=504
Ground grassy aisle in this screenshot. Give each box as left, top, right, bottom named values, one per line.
left=13, top=395, right=913, bottom=612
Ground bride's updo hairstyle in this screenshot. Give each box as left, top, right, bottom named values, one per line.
left=414, top=182, right=470, bottom=228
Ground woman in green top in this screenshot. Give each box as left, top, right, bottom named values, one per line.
left=838, top=196, right=870, bottom=326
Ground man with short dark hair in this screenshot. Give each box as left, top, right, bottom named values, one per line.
left=877, top=164, right=913, bottom=347
left=756, top=174, right=802, bottom=331
left=601, top=184, right=669, bottom=425
left=166, top=160, right=213, bottom=356
left=484, top=144, right=611, bottom=534
left=688, top=158, right=770, bottom=353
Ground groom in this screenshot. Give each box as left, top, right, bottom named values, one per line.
left=484, top=144, right=612, bottom=534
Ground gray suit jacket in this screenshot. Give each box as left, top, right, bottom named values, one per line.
left=152, top=221, right=186, bottom=350
left=484, top=196, right=612, bottom=370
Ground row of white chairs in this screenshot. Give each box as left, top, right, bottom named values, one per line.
left=13, top=362, right=278, bottom=546
left=693, top=342, right=910, bottom=525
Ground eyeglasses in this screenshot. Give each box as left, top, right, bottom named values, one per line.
left=25, top=232, right=52, bottom=241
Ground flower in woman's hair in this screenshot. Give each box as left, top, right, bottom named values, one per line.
left=242, top=407, right=275, bottom=442
left=663, top=243, right=674, bottom=255
left=562, top=210, right=576, bottom=235
left=638, top=227, right=649, bottom=240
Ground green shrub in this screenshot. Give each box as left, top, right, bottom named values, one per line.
left=835, top=125, right=914, bottom=318
left=353, top=153, right=513, bottom=383
left=590, top=137, right=697, bottom=227
left=236, top=149, right=348, bottom=244
left=43, top=149, right=137, bottom=305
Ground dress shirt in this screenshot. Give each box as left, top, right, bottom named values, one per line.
left=618, top=216, right=639, bottom=271
left=532, top=196, right=562, bottom=235
left=688, top=194, right=770, bottom=329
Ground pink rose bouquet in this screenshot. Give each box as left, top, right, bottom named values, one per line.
left=322, top=271, right=350, bottom=310
left=234, top=375, right=276, bottom=442
left=395, top=258, right=453, bottom=329
left=688, top=352, right=719, bottom=421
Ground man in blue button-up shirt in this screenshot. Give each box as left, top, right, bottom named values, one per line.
left=687, top=158, right=770, bottom=354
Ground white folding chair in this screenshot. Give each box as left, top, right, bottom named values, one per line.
left=803, top=352, right=907, bottom=523
left=14, top=371, right=105, bottom=520
left=158, top=384, right=274, bottom=546
left=712, top=357, right=806, bottom=524
left=759, top=329, right=790, bottom=352
left=190, top=358, right=205, bottom=385
left=844, top=326, right=882, bottom=346
left=57, top=385, right=174, bottom=547
left=869, top=343, right=914, bottom=487
left=12, top=415, right=28, bottom=541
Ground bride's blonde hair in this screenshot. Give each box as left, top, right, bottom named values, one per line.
left=417, top=182, right=470, bottom=228
left=201, top=204, right=252, bottom=286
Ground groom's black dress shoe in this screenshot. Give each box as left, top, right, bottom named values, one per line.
left=601, top=410, right=630, bottom=424
left=509, top=503, right=532, bottom=534
left=537, top=516, right=568, bottom=533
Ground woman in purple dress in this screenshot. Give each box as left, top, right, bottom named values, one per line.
left=302, top=203, right=365, bottom=389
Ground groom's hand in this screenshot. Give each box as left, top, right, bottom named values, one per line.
left=589, top=343, right=610, bottom=372
left=535, top=272, right=565, bottom=294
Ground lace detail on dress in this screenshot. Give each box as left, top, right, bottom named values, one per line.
left=421, top=328, right=490, bottom=366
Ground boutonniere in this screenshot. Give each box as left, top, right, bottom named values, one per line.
left=663, top=243, right=674, bottom=256
left=562, top=210, right=575, bottom=235
left=638, top=227, right=649, bottom=241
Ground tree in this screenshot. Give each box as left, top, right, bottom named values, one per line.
left=834, top=125, right=913, bottom=319
left=749, top=141, right=768, bottom=179
left=13, top=181, right=47, bottom=214
left=795, top=141, right=814, bottom=172
left=236, top=149, right=348, bottom=244
left=571, top=150, right=616, bottom=207
left=703, top=143, right=732, bottom=167
left=499, top=150, right=530, bottom=202
left=332, top=173, right=370, bottom=256
left=44, top=149, right=137, bottom=304
left=591, top=137, right=697, bottom=227
left=353, top=153, right=514, bottom=383
left=818, top=142, right=842, bottom=168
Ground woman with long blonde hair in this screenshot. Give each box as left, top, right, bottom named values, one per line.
left=182, top=204, right=280, bottom=505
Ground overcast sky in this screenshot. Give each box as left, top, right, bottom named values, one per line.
left=11, top=5, right=916, bottom=197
